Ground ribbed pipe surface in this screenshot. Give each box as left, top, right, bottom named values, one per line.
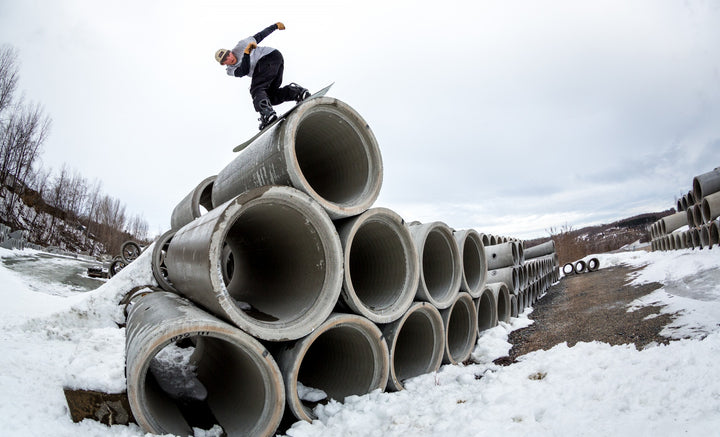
left=275, top=313, right=389, bottom=422
left=381, top=302, right=444, bottom=391
left=125, top=292, right=284, bottom=437
left=407, top=222, right=462, bottom=309
left=453, top=229, right=487, bottom=298
left=440, top=292, right=478, bottom=365
left=335, top=208, right=419, bottom=323
left=165, top=186, right=343, bottom=341
left=170, top=175, right=216, bottom=230
left=475, top=286, right=498, bottom=332
left=211, top=97, right=383, bottom=219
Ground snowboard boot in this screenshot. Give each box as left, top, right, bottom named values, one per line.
left=288, top=83, right=311, bottom=102
left=257, top=99, right=277, bottom=130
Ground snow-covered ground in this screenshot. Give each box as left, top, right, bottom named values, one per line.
left=0, top=246, right=719, bottom=436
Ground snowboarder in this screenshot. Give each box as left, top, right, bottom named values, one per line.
left=215, top=22, right=310, bottom=130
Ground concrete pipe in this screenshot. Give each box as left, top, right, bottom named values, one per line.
left=475, top=286, right=498, bottom=333
left=675, top=232, right=686, bottom=250
left=524, top=240, right=555, bottom=260
left=151, top=229, right=177, bottom=292
left=407, top=222, right=462, bottom=309
left=275, top=313, right=389, bottom=422
left=485, top=242, right=520, bottom=270
left=700, top=224, right=712, bottom=249
left=334, top=208, right=419, bottom=323
left=486, top=282, right=511, bottom=323
left=165, top=186, right=343, bottom=341
left=693, top=167, right=720, bottom=202
left=510, top=295, right=518, bottom=318
left=701, top=191, right=720, bottom=224
left=587, top=257, right=600, bottom=272
left=709, top=220, right=720, bottom=248
left=453, top=229, right=487, bottom=298
left=486, top=265, right=518, bottom=294
left=381, top=302, right=444, bottom=392
left=691, top=227, right=702, bottom=249
left=211, top=97, right=383, bottom=220
left=661, top=211, right=688, bottom=235
left=440, top=292, right=477, bottom=365
left=126, top=292, right=285, bottom=437
left=693, top=205, right=704, bottom=228
left=574, top=260, right=587, bottom=274
left=170, top=175, right=216, bottom=230
left=685, top=206, right=697, bottom=230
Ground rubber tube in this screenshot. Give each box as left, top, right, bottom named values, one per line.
left=165, top=186, right=343, bottom=341
left=275, top=313, right=389, bottom=422
left=440, top=292, right=477, bottom=365
left=486, top=282, right=511, bottom=323
left=380, top=302, right=444, bottom=392
left=407, top=222, right=462, bottom=309
left=334, top=208, right=419, bottom=323
left=211, top=97, right=383, bottom=220
left=170, top=175, right=216, bottom=230
left=125, top=292, right=284, bottom=437
left=693, top=167, right=720, bottom=202
left=453, top=229, right=487, bottom=298
left=475, top=286, right=498, bottom=332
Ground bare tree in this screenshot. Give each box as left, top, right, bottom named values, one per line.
left=0, top=45, right=19, bottom=118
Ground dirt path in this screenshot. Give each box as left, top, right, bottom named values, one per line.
left=496, top=264, right=675, bottom=365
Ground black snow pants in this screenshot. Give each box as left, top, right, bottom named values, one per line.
left=249, top=50, right=297, bottom=113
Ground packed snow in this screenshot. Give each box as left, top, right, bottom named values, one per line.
left=0, top=246, right=719, bottom=436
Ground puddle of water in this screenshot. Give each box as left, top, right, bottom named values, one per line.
left=1, top=252, right=106, bottom=296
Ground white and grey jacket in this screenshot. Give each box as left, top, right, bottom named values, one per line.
left=225, top=24, right=280, bottom=78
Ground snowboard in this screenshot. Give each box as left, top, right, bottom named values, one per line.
left=233, top=83, right=334, bottom=153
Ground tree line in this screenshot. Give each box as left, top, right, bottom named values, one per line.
left=0, top=45, right=149, bottom=255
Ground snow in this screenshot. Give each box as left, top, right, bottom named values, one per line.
left=0, top=246, right=719, bottom=436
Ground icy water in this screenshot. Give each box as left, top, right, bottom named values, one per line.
left=1, top=252, right=106, bottom=296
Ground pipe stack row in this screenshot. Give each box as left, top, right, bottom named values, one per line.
left=562, top=257, right=600, bottom=275
left=125, top=97, right=559, bottom=436
left=649, top=167, right=720, bottom=250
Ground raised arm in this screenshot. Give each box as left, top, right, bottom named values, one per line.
left=253, top=22, right=285, bottom=44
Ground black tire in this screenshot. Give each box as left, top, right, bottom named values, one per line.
left=109, top=259, right=127, bottom=278
left=121, top=241, right=142, bottom=264
left=151, top=230, right=177, bottom=292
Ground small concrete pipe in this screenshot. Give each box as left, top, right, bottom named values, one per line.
left=485, top=242, right=520, bottom=270
left=211, top=97, right=383, bottom=220
left=661, top=211, right=688, bottom=235
left=170, top=175, right=216, bottom=230
left=453, top=229, right=487, bottom=298
left=475, top=285, right=498, bottom=332
left=701, top=191, right=720, bottom=224
left=486, top=282, right=511, bottom=323
left=440, top=292, right=478, bottom=365
left=524, top=240, right=555, bottom=260
left=686, top=206, right=698, bottom=229
left=165, top=186, right=343, bottom=341
left=381, top=302, right=444, bottom=392
left=574, top=260, right=587, bottom=274
left=586, top=257, right=600, bottom=272
left=275, top=313, right=389, bottom=422
left=486, top=265, right=518, bottom=294
left=693, top=167, right=720, bottom=202
left=126, top=292, right=285, bottom=437
left=407, top=222, right=462, bottom=309
left=700, top=224, right=711, bottom=248
left=510, top=295, right=519, bottom=318
left=710, top=221, right=720, bottom=247
left=334, top=208, right=419, bottom=323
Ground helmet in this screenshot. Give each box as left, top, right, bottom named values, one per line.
left=215, top=49, right=230, bottom=64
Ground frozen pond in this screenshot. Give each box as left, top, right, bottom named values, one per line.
left=0, top=251, right=106, bottom=296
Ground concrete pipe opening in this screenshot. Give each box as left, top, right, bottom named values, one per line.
left=487, top=282, right=511, bottom=323
left=475, top=286, right=498, bottom=333
left=701, top=192, right=720, bottom=224
left=440, top=292, right=478, bottom=365
left=408, top=222, right=462, bottom=309
left=711, top=221, right=720, bottom=248
left=510, top=295, right=518, bottom=318
left=212, top=97, right=383, bottom=219
left=574, top=260, right=587, bottom=274
left=453, top=229, right=487, bottom=298
left=151, top=229, right=177, bottom=292
left=562, top=262, right=574, bottom=275
left=693, top=168, right=720, bottom=202
left=381, top=302, right=444, bottom=391
left=587, top=257, right=600, bottom=272
left=170, top=175, right=216, bottom=230
left=277, top=313, right=389, bottom=422
left=335, top=208, right=419, bottom=323
left=166, top=186, right=343, bottom=341
left=126, top=292, right=284, bottom=437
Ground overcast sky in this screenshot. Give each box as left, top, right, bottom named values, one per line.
left=1, top=0, right=719, bottom=240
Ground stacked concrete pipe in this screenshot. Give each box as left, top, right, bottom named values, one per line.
left=453, top=229, right=487, bottom=298
left=693, top=167, right=720, bottom=203
left=170, top=175, right=216, bottom=230
left=486, top=282, right=511, bottom=323
left=439, top=292, right=477, bottom=365
left=475, top=285, right=498, bottom=332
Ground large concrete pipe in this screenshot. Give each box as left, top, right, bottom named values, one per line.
left=660, top=211, right=688, bottom=235
left=211, top=97, right=383, bottom=220
left=486, top=282, right=511, bottom=323
left=407, top=222, right=462, bottom=309
left=440, top=292, right=477, bottom=365
left=381, top=302, right=444, bottom=392
left=524, top=240, right=555, bottom=260
left=170, top=175, right=216, bottom=230
left=453, top=229, right=487, bottom=298
left=701, top=191, right=720, bottom=224
left=151, top=229, right=177, bottom=292
left=484, top=242, right=520, bottom=270
left=475, top=285, right=498, bottom=332
left=275, top=313, right=389, bottom=422
left=334, top=208, right=419, bottom=323
left=165, top=186, right=343, bottom=341
left=126, top=292, right=285, bottom=437
left=486, top=265, right=519, bottom=294
left=710, top=220, right=720, bottom=248
left=693, top=167, right=720, bottom=202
